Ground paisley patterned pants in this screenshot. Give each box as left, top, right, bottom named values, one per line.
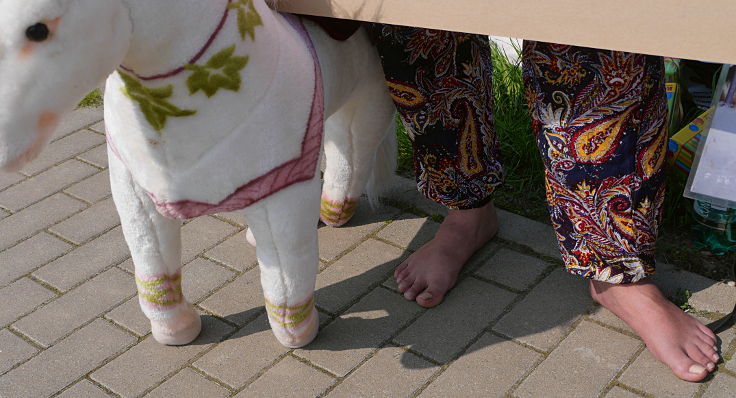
left=371, top=26, right=667, bottom=284
left=368, top=25, right=503, bottom=210
left=524, top=42, right=667, bottom=283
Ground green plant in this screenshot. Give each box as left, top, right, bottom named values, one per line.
left=78, top=89, right=103, bottom=108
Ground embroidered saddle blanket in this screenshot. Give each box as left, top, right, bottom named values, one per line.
left=106, top=3, right=323, bottom=219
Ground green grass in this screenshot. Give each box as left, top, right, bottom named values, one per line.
left=488, top=41, right=548, bottom=222
left=78, top=89, right=103, bottom=108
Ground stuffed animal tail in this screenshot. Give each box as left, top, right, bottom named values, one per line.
left=365, top=115, right=398, bottom=208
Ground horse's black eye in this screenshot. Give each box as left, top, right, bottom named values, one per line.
left=25, top=23, right=50, bottom=42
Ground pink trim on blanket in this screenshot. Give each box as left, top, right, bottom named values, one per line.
left=152, top=15, right=324, bottom=219
left=120, top=0, right=232, bottom=81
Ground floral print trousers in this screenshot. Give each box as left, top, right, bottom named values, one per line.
left=370, top=26, right=667, bottom=284
left=367, top=25, right=504, bottom=210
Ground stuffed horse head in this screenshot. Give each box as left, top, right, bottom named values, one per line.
left=0, top=0, right=131, bottom=171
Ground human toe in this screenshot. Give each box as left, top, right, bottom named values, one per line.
left=685, top=343, right=716, bottom=369
left=695, top=339, right=720, bottom=363
left=416, top=288, right=445, bottom=308
left=404, top=282, right=425, bottom=301
left=696, top=322, right=717, bottom=342
left=667, top=350, right=711, bottom=382
left=394, top=262, right=409, bottom=278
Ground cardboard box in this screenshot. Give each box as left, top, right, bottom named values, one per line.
left=668, top=108, right=712, bottom=176
left=278, top=0, right=736, bottom=64
left=666, top=83, right=682, bottom=135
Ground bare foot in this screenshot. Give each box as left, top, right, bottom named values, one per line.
left=590, top=279, right=719, bottom=382
left=394, top=202, right=498, bottom=308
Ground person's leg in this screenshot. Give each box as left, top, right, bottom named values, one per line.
left=523, top=41, right=718, bottom=381
left=368, top=25, right=503, bottom=307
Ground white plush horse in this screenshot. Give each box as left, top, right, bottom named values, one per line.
left=0, top=0, right=396, bottom=348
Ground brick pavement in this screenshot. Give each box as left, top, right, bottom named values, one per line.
left=1, top=107, right=735, bottom=397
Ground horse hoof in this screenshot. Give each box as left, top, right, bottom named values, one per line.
left=272, top=314, right=319, bottom=348
left=320, top=196, right=358, bottom=227
left=266, top=296, right=319, bottom=348
left=150, top=304, right=202, bottom=346
left=245, top=227, right=256, bottom=247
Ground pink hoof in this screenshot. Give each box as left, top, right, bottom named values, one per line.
left=150, top=304, right=202, bottom=346
left=320, top=196, right=358, bottom=227
left=265, top=296, right=319, bottom=348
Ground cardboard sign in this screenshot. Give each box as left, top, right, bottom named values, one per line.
left=278, top=0, right=736, bottom=64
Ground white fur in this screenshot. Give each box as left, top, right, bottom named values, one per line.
left=0, top=0, right=395, bottom=347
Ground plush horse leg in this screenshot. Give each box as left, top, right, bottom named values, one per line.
left=320, top=83, right=396, bottom=227
left=242, top=172, right=322, bottom=348
left=108, top=150, right=201, bottom=345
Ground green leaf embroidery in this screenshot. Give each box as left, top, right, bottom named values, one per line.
left=118, top=70, right=197, bottom=132
left=186, top=45, right=249, bottom=97
left=228, top=0, right=262, bottom=41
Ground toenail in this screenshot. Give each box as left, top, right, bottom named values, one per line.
left=713, top=353, right=720, bottom=361
left=418, top=292, right=433, bottom=301
left=689, top=364, right=706, bottom=374
left=707, top=362, right=715, bottom=371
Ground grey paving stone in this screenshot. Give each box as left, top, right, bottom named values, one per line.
left=87, top=120, right=105, bottom=134
left=215, top=211, right=247, bottom=227
left=144, top=367, right=230, bottom=398
left=204, top=230, right=257, bottom=272
left=0, top=319, right=134, bottom=398
left=48, top=197, right=119, bottom=244
left=50, top=107, right=104, bottom=142
left=474, top=248, right=549, bottom=291
left=0, top=278, right=55, bottom=327
left=375, top=215, right=440, bottom=252
left=0, top=209, right=8, bottom=220
left=515, top=321, right=640, bottom=398
left=394, top=278, right=517, bottom=363
left=462, top=241, right=502, bottom=274
left=105, top=296, right=150, bottom=336
left=329, top=346, right=437, bottom=398
left=92, top=316, right=233, bottom=398
left=493, top=269, right=595, bottom=352
left=317, top=202, right=400, bottom=262
left=235, top=356, right=334, bottom=398
left=604, top=387, right=643, bottom=398
left=194, top=314, right=289, bottom=389
left=382, top=176, right=448, bottom=218
left=0, top=329, right=39, bottom=374
left=315, top=239, right=404, bottom=314
left=65, top=170, right=112, bottom=203
left=0, top=160, right=98, bottom=212
left=199, top=268, right=264, bottom=326
left=56, top=379, right=112, bottom=398
left=496, top=208, right=560, bottom=259
left=0, top=232, right=72, bottom=286
left=118, top=258, right=134, bottom=274
left=421, top=333, right=542, bottom=398
left=182, top=258, right=236, bottom=303
left=295, top=288, right=423, bottom=377
left=653, top=266, right=736, bottom=315
left=619, top=348, right=701, bottom=398
left=21, top=130, right=105, bottom=176
left=0, top=193, right=86, bottom=250
left=13, top=268, right=134, bottom=347
left=32, top=226, right=129, bottom=292
left=77, top=144, right=109, bottom=169
left=0, top=171, right=24, bottom=191
left=181, top=216, right=239, bottom=263
left=702, top=373, right=736, bottom=398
